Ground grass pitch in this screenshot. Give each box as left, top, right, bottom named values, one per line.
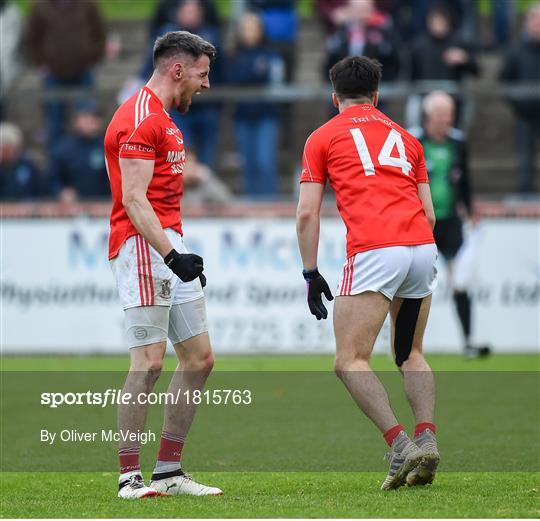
left=1, top=471, right=538, bottom=518
left=1, top=354, right=539, bottom=518
left=2, top=353, right=538, bottom=372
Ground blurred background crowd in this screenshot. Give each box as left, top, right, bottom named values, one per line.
left=0, top=0, right=539, bottom=204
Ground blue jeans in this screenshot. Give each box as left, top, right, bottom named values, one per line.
left=235, top=117, right=279, bottom=199
left=172, top=106, right=221, bottom=168
left=44, top=71, right=94, bottom=147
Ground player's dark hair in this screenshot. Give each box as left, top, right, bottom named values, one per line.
left=153, top=31, right=216, bottom=69
left=329, top=56, right=382, bottom=102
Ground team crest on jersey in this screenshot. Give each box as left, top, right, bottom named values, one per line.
left=160, top=280, right=171, bottom=299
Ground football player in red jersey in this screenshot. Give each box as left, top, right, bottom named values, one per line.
left=296, top=56, right=440, bottom=490
left=104, top=31, right=222, bottom=499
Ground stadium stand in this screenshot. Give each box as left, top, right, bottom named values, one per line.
left=2, top=0, right=539, bottom=199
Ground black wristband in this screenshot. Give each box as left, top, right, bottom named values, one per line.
left=163, top=249, right=177, bottom=266
left=302, top=268, right=320, bottom=281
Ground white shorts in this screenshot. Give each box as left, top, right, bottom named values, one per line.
left=338, top=244, right=438, bottom=300
left=110, top=228, right=204, bottom=310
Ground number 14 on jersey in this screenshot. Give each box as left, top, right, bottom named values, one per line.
left=350, top=127, right=412, bottom=177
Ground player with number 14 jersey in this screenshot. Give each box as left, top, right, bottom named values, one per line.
left=301, top=101, right=434, bottom=259
left=296, top=56, right=439, bottom=492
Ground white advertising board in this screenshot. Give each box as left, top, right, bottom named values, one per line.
left=1, top=218, right=539, bottom=353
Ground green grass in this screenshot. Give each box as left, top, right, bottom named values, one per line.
left=1, top=471, right=538, bottom=518
left=1, top=354, right=539, bottom=518
left=2, top=353, right=539, bottom=372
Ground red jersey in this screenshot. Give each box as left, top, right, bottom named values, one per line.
left=104, top=86, right=185, bottom=259
left=301, top=104, right=434, bottom=258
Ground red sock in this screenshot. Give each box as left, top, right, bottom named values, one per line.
left=414, top=422, right=436, bottom=437
left=119, top=446, right=140, bottom=474
left=157, top=431, right=184, bottom=462
left=383, top=424, right=405, bottom=446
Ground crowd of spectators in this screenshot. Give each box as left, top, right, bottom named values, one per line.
left=0, top=0, right=538, bottom=202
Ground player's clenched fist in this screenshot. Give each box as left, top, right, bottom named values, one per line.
left=164, top=249, right=206, bottom=287
left=302, top=268, right=334, bottom=320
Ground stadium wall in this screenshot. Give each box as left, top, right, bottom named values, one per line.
left=1, top=217, right=538, bottom=354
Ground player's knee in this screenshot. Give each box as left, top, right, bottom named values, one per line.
left=400, top=350, right=428, bottom=371
left=199, top=351, right=214, bottom=374
left=408, top=350, right=425, bottom=363
left=333, top=354, right=349, bottom=375
left=145, top=359, right=163, bottom=382
left=333, top=357, right=345, bottom=379
left=333, top=355, right=365, bottom=378
left=183, top=350, right=214, bottom=373
left=146, top=358, right=163, bottom=372
left=139, top=352, right=163, bottom=378
left=128, top=357, right=163, bottom=386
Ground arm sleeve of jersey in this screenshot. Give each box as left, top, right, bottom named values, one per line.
left=300, top=131, right=328, bottom=185
left=415, top=143, right=429, bottom=184
left=118, top=117, right=159, bottom=161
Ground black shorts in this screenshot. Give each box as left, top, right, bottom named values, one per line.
left=433, top=216, right=463, bottom=260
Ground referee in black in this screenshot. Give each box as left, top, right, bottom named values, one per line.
left=411, top=91, right=491, bottom=359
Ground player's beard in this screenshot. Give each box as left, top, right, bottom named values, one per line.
left=176, top=94, right=192, bottom=114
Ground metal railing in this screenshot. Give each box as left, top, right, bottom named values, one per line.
left=5, top=81, right=540, bottom=103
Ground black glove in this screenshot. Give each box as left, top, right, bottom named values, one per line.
left=303, top=268, right=334, bottom=320
left=199, top=273, right=207, bottom=288
left=164, top=249, right=204, bottom=283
